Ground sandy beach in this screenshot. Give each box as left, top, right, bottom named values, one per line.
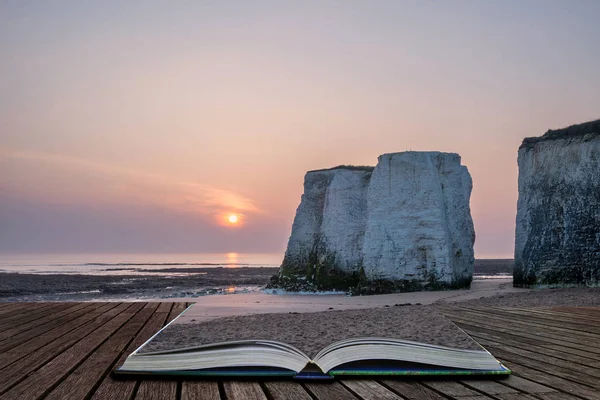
left=142, top=305, right=483, bottom=358
left=139, top=281, right=600, bottom=361
left=170, top=279, right=600, bottom=323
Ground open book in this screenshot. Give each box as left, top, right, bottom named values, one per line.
left=115, top=304, right=510, bottom=379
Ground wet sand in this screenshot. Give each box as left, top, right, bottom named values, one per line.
left=0, top=267, right=278, bottom=301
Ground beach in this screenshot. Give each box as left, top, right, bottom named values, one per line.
left=170, top=279, right=600, bottom=323
left=2, top=256, right=599, bottom=321
left=0, top=257, right=513, bottom=301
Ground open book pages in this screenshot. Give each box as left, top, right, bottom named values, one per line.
left=117, top=304, right=508, bottom=376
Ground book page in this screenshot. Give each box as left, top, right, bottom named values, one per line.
left=137, top=305, right=482, bottom=359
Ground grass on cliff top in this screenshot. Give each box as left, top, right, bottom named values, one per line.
left=308, top=165, right=375, bottom=173
left=521, top=119, right=600, bottom=149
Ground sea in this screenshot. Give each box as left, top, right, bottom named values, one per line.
left=0, top=253, right=512, bottom=280
left=0, top=253, right=282, bottom=276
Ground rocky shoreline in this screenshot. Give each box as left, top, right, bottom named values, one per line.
left=0, top=260, right=512, bottom=302
left=0, top=267, right=279, bottom=301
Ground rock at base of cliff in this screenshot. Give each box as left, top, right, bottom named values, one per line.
left=266, top=263, right=472, bottom=295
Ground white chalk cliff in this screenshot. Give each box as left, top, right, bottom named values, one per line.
left=515, top=120, right=600, bottom=287
left=271, top=152, right=475, bottom=293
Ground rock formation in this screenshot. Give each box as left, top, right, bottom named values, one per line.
left=269, top=152, right=475, bottom=294
left=514, top=119, right=600, bottom=287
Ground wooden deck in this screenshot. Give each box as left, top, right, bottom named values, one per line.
left=0, top=302, right=598, bottom=400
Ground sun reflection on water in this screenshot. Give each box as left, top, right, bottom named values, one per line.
left=226, top=252, right=238, bottom=266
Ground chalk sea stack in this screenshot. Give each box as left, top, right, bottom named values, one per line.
left=515, top=119, right=600, bottom=287
left=269, top=151, right=475, bottom=294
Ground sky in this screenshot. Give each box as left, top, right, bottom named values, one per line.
left=1, top=0, right=599, bottom=258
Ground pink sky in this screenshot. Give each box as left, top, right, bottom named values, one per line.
left=2, top=1, right=599, bottom=258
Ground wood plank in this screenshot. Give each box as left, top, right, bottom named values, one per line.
left=0, top=303, right=108, bottom=352
left=341, top=380, right=402, bottom=399
left=445, top=312, right=600, bottom=355
left=456, top=320, right=600, bottom=359
left=499, top=393, right=581, bottom=400
left=540, top=343, right=600, bottom=361
left=493, top=395, right=539, bottom=400
left=471, top=307, right=600, bottom=334
left=449, top=307, right=600, bottom=339
left=465, top=327, right=600, bottom=369
left=223, top=381, right=267, bottom=400
left=91, top=303, right=175, bottom=400
left=156, top=301, right=173, bottom=314
left=166, top=302, right=187, bottom=323
left=541, top=309, right=600, bottom=324
left=181, top=381, right=221, bottom=400
left=379, top=380, right=446, bottom=400
left=134, top=380, right=177, bottom=400
left=495, top=375, right=556, bottom=394
left=498, top=307, right=600, bottom=323
left=0, top=302, right=117, bottom=371
left=421, top=381, right=490, bottom=398
left=0, top=302, right=130, bottom=395
left=44, top=303, right=160, bottom=400
left=460, top=380, right=518, bottom=395
left=547, top=307, right=600, bottom=322
left=475, top=338, right=600, bottom=382
left=0, top=302, right=144, bottom=400
left=0, top=302, right=55, bottom=318
left=0, top=303, right=30, bottom=316
left=556, top=306, right=600, bottom=315
left=456, top=318, right=600, bottom=362
left=0, top=303, right=60, bottom=324
left=0, top=302, right=92, bottom=340
left=0, top=303, right=65, bottom=329
left=263, top=381, right=312, bottom=400
left=495, top=305, right=600, bottom=318
left=528, top=393, right=585, bottom=400
left=494, top=355, right=600, bottom=399
left=304, top=381, right=359, bottom=400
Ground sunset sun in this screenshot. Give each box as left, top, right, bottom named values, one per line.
left=219, top=213, right=242, bottom=227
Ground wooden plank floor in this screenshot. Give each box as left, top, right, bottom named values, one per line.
left=0, top=302, right=598, bottom=400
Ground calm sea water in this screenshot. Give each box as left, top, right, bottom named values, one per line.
left=0, top=253, right=283, bottom=276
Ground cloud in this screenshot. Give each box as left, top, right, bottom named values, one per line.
left=0, top=147, right=261, bottom=219
left=0, top=191, right=286, bottom=253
